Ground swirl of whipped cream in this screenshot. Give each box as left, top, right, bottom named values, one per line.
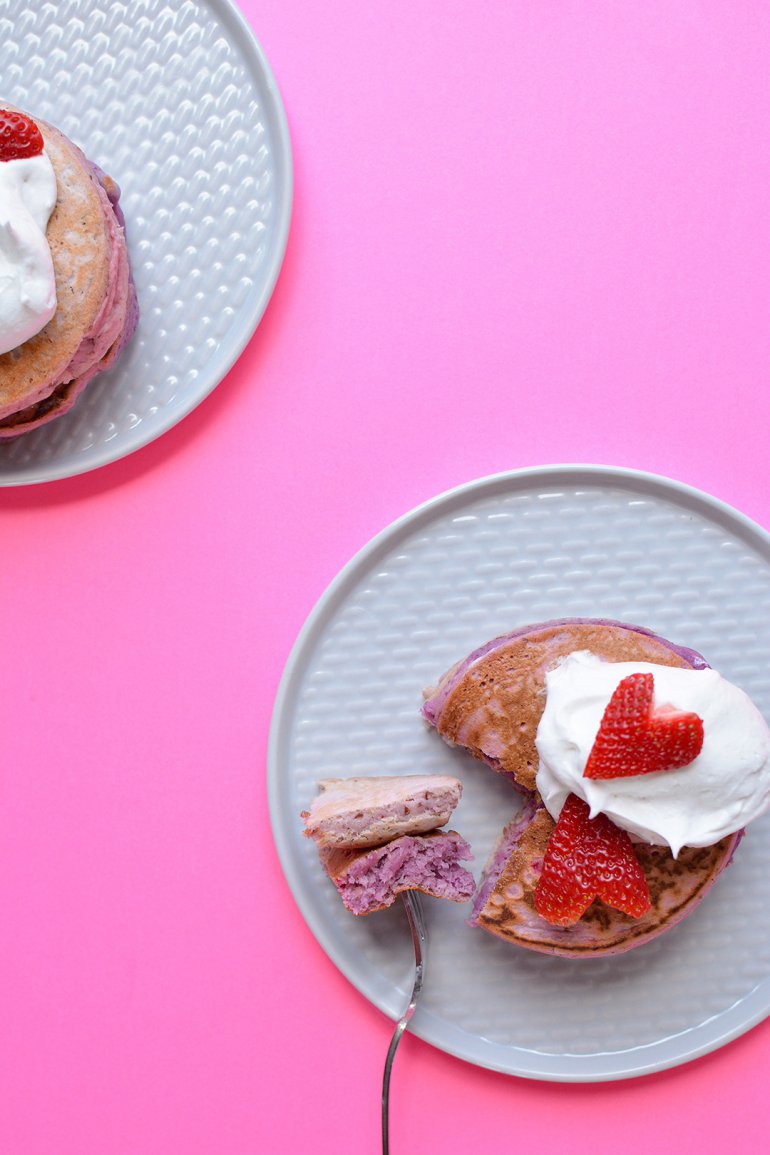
left=535, top=651, right=770, bottom=856
left=0, top=152, right=57, bottom=355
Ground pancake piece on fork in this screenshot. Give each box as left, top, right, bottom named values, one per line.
left=302, top=774, right=475, bottom=915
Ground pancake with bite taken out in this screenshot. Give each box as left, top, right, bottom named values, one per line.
left=467, top=796, right=738, bottom=956
left=422, top=618, right=743, bottom=957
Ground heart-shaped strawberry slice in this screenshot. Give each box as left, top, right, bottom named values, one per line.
left=0, top=109, right=44, bottom=162
left=583, top=672, right=704, bottom=780
left=534, top=793, right=651, bottom=926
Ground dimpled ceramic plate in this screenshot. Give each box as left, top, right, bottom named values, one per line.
left=268, top=465, right=770, bottom=1081
left=0, top=0, right=291, bottom=485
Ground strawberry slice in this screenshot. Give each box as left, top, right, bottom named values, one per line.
left=0, top=110, right=44, bottom=162
left=534, top=794, right=651, bottom=926
left=583, top=672, right=704, bottom=780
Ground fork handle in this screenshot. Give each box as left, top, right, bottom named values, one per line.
left=381, top=892, right=427, bottom=1155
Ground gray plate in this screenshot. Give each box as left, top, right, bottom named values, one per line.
left=0, top=0, right=292, bottom=484
left=268, top=465, right=770, bottom=1081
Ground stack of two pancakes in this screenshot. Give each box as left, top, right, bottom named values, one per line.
left=0, top=106, right=138, bottom=438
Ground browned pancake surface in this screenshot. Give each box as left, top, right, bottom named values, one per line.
left=476, top=806, right=736, bottom=956
left=436, top=622, right=694, bottom=792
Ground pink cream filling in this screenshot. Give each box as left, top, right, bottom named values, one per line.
left=332, top=832, right=475, bottom=915
left=468, top=795, right=539, bottom=925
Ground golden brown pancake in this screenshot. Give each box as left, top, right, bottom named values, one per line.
left=423, top=618, right=703, bottom=793
left=471, top=800, right=738, bottom=956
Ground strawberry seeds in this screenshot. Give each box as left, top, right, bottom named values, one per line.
left=0, top=109, right=44, bottom=162
left=535, top=673, right=704, bottom=926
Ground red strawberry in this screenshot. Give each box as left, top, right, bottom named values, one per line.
left=534, top=794, right=651, bottom=926
left=0, top=110, right=44, bottom=162
left=583, top=672, right=704, bottom=780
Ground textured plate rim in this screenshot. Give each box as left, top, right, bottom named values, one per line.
left=267, top=464, right=770, bottom=1082
left=0, top=0, right=293, bottom=487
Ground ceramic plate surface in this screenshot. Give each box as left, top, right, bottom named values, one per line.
left=0, top=0, right=291, bottom=485
left=268, top=466, right=770, bottom=1081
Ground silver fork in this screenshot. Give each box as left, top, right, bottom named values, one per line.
left=381, top=891, right=427, bottom=1155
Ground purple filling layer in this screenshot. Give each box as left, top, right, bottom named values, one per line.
left=98, top=169, right=139, bottom=356
left=468, top=795, right=539, bottom=925
left=334, top=833, right=475, bottom=915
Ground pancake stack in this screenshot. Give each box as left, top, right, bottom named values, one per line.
left=422, top=619, right=740, bottom=957
left=0, top=105, right=138, bottom=438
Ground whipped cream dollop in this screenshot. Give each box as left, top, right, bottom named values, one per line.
left=535, top=651, right=770, bottom=856
left=0, top=152, right=57, bottom=355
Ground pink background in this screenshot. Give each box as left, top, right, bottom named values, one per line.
left=3, top=1, right=770, bottom=1151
